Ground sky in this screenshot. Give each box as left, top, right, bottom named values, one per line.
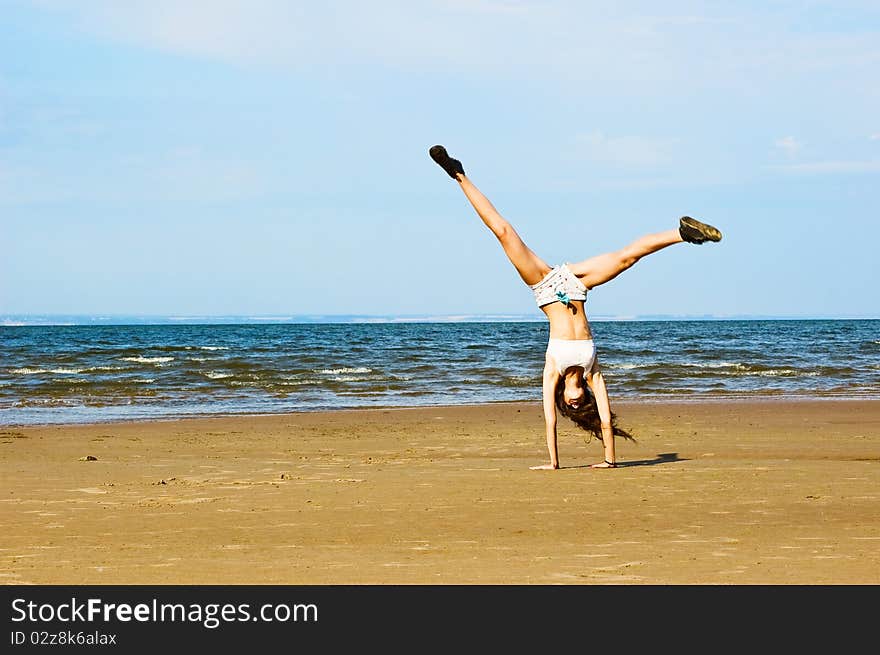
left=2, top=0, right=879, bottom=320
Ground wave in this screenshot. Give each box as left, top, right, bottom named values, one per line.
left=203, top=372, right=232, bottom=379
left=750, top=369, right=820, bottom=377
left=12, top=367, right=87, bottom=375
left=606, top=360, right=752, bottom=371
left=119, top=356, right=175, bottom=364
left=12, top=398, right=78, bottom=408
left=498, top=375, right=537, bottom=387
left=8, top=365, right=136, bottom=378
left=316, top=367, right=373, bottom=374
left=130, top=345, right=232, bottom=353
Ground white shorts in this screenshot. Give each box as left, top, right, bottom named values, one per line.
left=546, top=338, right=596, bottom=376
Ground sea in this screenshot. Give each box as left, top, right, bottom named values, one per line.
left=1, top=319, right=878, bottom=425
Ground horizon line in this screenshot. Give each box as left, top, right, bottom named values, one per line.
left=2, top=313, right=879, bottom=327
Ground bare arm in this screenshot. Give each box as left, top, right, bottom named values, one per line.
left=586, top=361, right=616, bottom=467
left=531, top=358, right=560, bottom=470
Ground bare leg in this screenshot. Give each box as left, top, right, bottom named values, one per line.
left=432, top=147, right=720, bottom=289
left=585, top=364, right=617, bottom=468
left=569, top=229, right=684, bottom=289
left=455, top=174, right=552, bottom=286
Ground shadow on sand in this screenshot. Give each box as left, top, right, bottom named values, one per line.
left=617, top=452, right=687, bottom=468
left=562, top=452, right=687, bottom=470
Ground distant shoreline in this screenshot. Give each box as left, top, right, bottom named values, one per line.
left=3, top=315, right=879, bottom=327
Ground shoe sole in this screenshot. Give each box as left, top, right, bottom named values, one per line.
left=681, top=216, right=722, bottom=242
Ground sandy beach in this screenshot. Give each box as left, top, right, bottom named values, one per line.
left=1, top=399, right=878, bottom=585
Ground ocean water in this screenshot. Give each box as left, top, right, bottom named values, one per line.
left=1, top=320, right=878, bottom=425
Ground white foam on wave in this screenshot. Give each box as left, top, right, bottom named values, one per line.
left=688, top=361, right=748, bottom=370
left=607, top=361, right=749, bottom=371
left=120, top=356, right=175, bottom=364
left=752, top=369, right=819, bottom=377
left=13, top=398, right=76, bottom=407
left=185, top=346, right=230, bottom=351
left=316, top=367, right=372, bottom=375
left=12, top=367, right=89, bottom=375
left=13, top=365, right=128, bottom=375
left=204, top=371, right=232, bottom=379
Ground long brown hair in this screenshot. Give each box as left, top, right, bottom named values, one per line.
left=554, top=377, right=635, bottom=442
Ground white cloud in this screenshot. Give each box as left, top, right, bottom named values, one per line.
left=0, top=144, right=264, bottom=205
left=150, top=147, right=263, bottom=198
left=441, top=0, right=531, bottom=15
left=870, top=133, right=880, bottom=140
left=645, top=14, right=738, bottom=26
left=34, top=1, right=536, bottom=71
left=774, top=160, right=880, bottom=174
left=576, top=131, right=679, bottom=168
left=774, top=136, right=802, bottom=158
left=30, top=0, right=880, bottom=87
left=0, top=161, right=41, bottom=205
left=19, top=1, right=880, bottom=191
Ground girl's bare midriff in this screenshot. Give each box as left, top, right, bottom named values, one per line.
left=541, top=301, right=593, bottom=340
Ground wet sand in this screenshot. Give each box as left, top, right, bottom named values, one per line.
left=1, top=399, right=878, bottom=584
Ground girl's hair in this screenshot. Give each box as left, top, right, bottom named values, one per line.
left=554, top=378, right=635, bottom=442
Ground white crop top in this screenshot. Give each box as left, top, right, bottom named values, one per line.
left=530, top=263, right=588, bottom=308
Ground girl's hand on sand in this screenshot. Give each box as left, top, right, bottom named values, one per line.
left=529, top=463, right=559, bottom=470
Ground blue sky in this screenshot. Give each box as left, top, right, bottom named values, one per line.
left=2, top=1, right=878, bottom=319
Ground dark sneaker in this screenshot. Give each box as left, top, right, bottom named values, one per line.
left=429, top=145, right=465, bottom=179
left=679, top=216, right=722, bottom=244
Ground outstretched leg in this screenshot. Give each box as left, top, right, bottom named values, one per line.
left=430, top=145, right=550, bottom=286
left=570, top=217, right=722, bottom=289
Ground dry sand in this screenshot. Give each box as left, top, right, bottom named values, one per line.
left=1, top=400, right=878, bottom=584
